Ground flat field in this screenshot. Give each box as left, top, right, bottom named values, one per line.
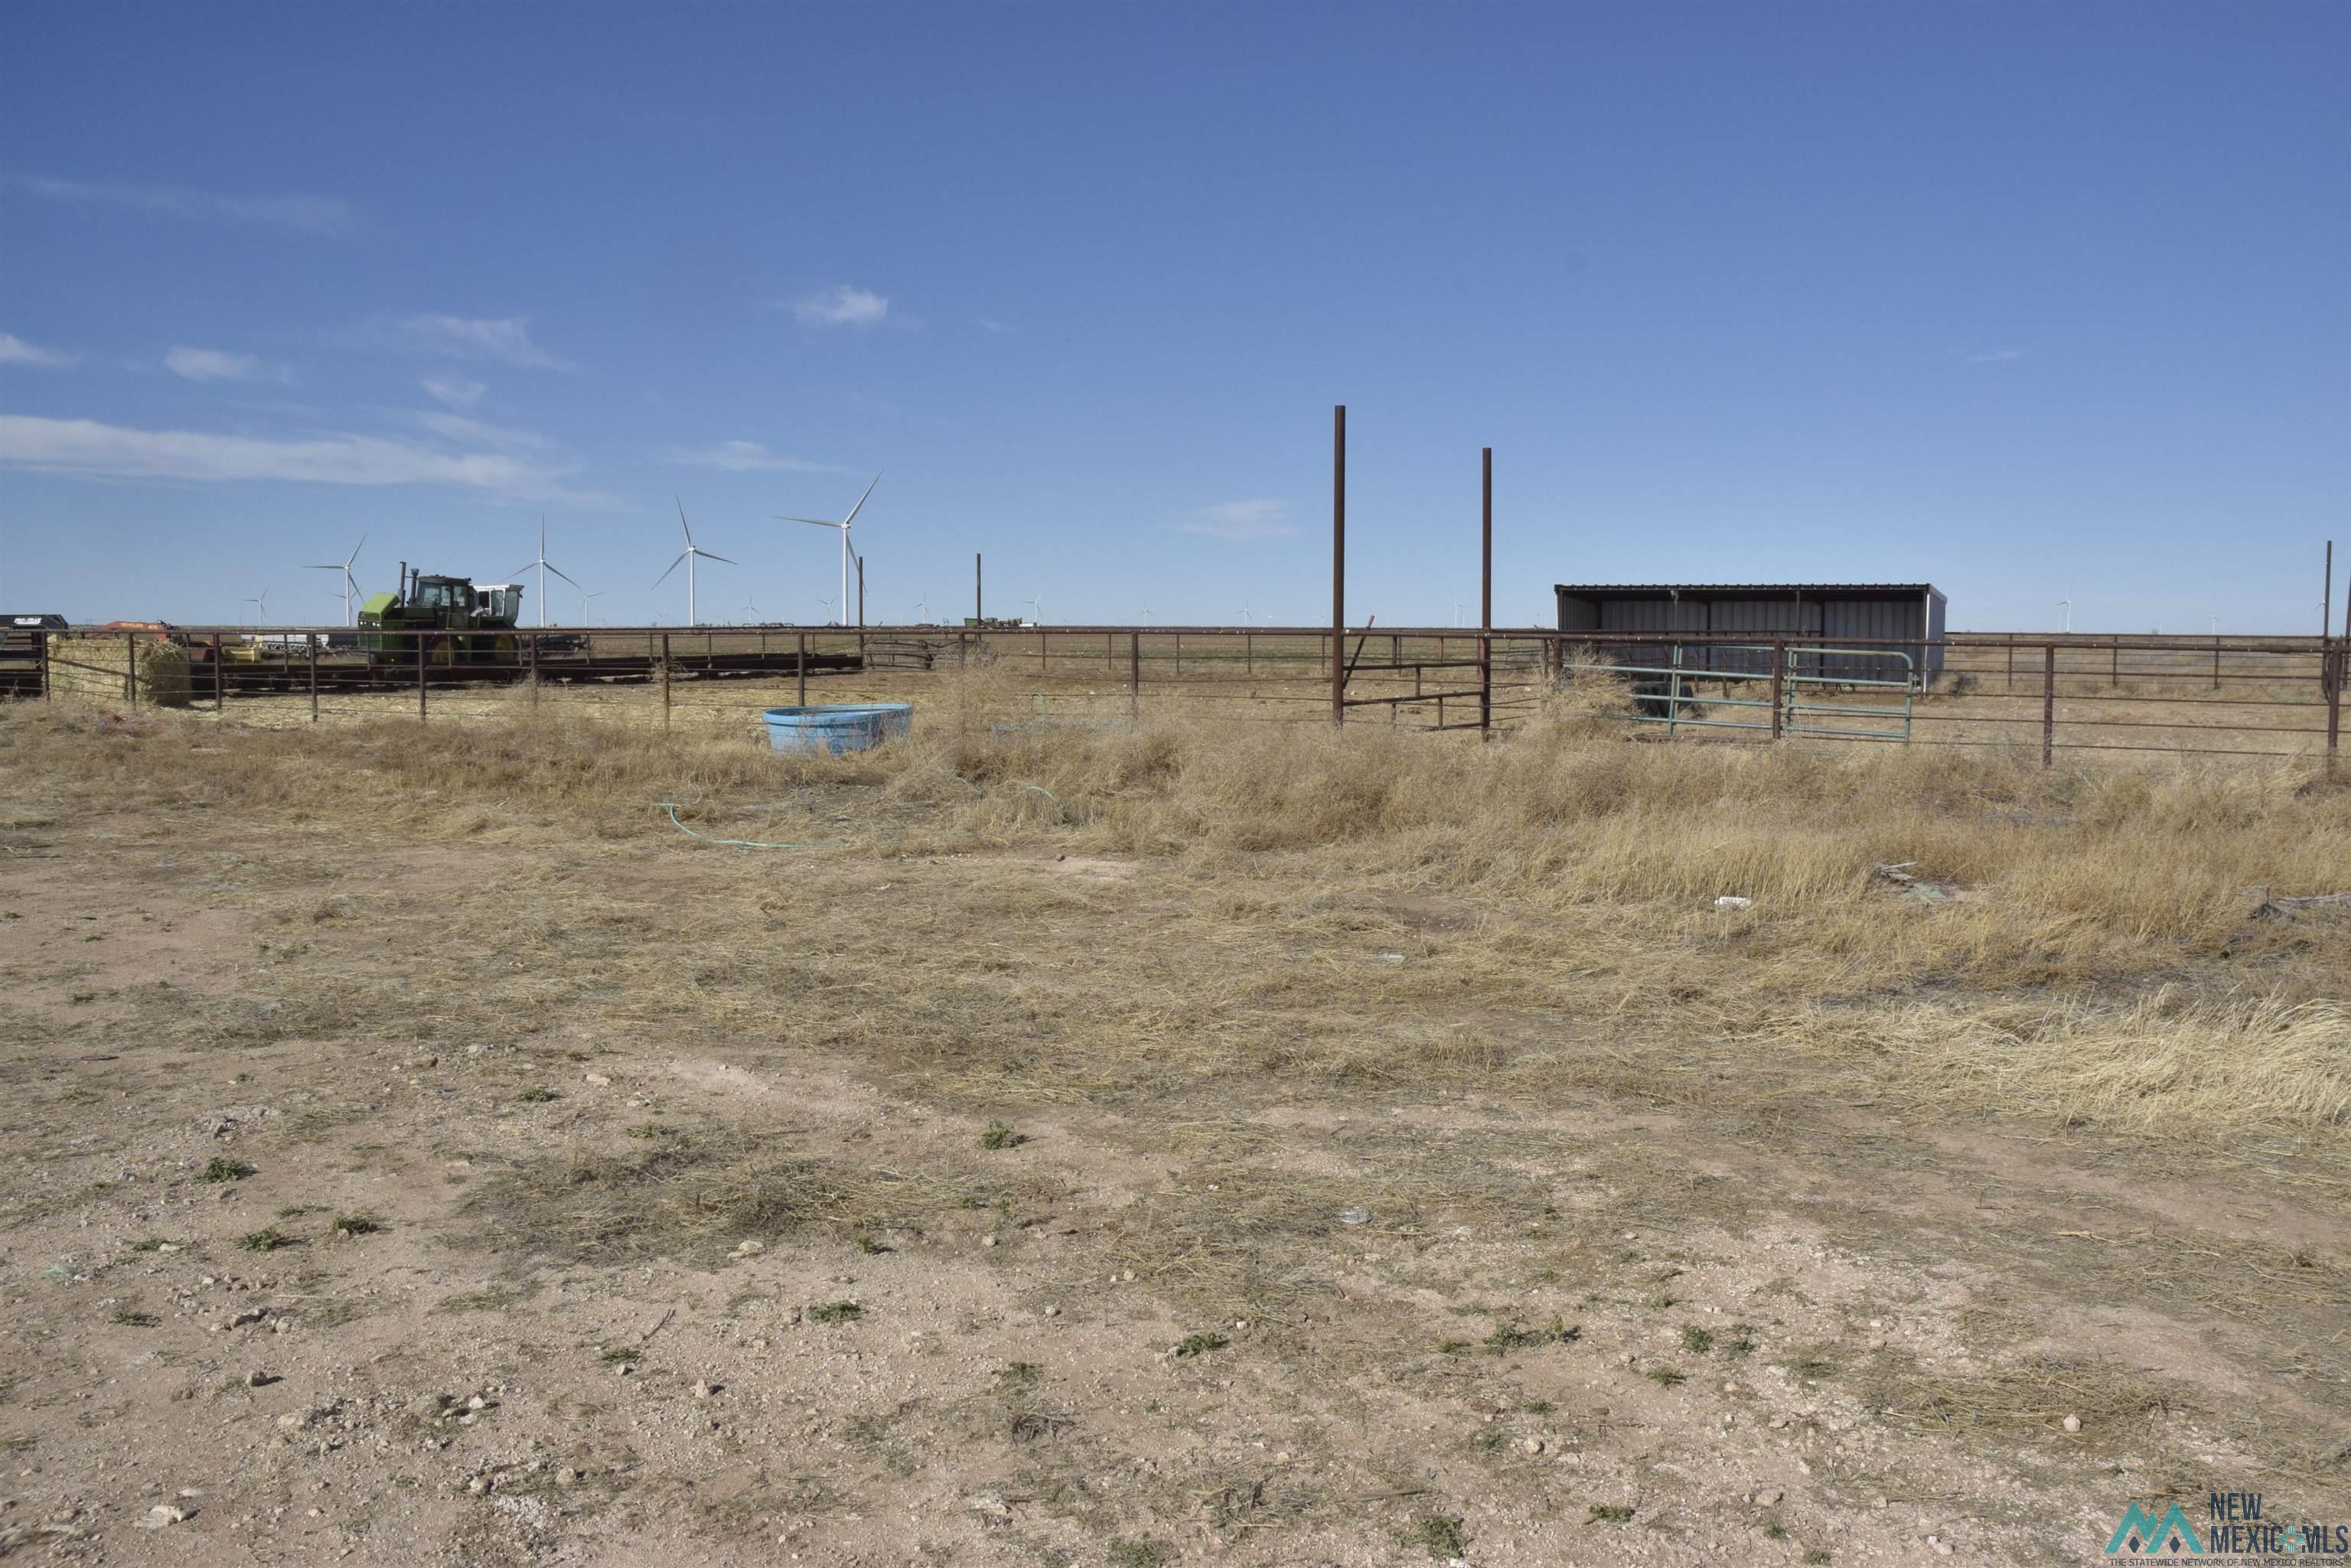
left=2, top=673, right=2346, bottom=1566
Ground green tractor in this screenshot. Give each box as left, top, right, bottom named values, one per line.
left=358, top=564, right=523, bottom=665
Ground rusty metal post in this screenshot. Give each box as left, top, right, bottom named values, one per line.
left=417, top=631, right=428, bottom=721
left=2110, top=637, right=2118, bottom=688
left=211, top=633, right=224, bottom=715
left=1331, top=403, right=1345, bottom=726
left=2005, top=633, right=2014, bottom=693
left=1129, top=630, right=1140, bottom=718
left=975, top=553, right=983, bottom=624
left=660, top=632, right=672, bottom=730
left=528, top=628, right=540, bottom=708
left=2212, top=635, right=2220, bottom=692
left=797, top=631, right=808, bottom=705
left=308, top=634, right=318, bottom=723
left=1172, top=632, right=1180, bottom=678
left=2325, top=540, right=2335, bottom=644
left=1244, top=630, right=1253, bottom=674
left=1479, top=445, right=1493, bottom=735
left=2328, top=647, right=2342, bottom=771
left=1769, top=640, right=1785, bottom=739
left=2043, top=642, right=2056, bottom=767
left=126, top=630, right=137, bottom=706
left=1039, top=628, right=1047, bottom=674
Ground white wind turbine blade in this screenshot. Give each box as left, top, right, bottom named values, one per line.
left=543, top=562, right=583, bottom=592
left=675, top=497, right=695, bottom=547
left=839, top=473, right=882, bottom=530
left=653, top=550, right=691, bottom=588
left=776, top=517, right=839, bottom=530
left=696, top=549, right=738, bottom=566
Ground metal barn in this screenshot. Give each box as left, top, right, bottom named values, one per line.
left=1553, top=583, right=1947, bottom=686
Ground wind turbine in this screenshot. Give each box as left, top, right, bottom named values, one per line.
left=741, top=596, right=762, bottom=623
left=305, top=533, right=365, bottom=626
left=1453, top=601, right=1466, bottom=628
left=914, top=593, right=931, bottom=624
left=1138, top=601, right=1155, bottom=624
left=1026, top=594, right=1045, bottom=625
left=244, top=588, right=270, bottom=625
left=652, top=499, right=735, bottom=626
left=1237, top=601, right=1253, bottom=626
left=815, top=594, right=836, bottom=625
left=2058, top=598, right=2073, bottom=634
left=577, top=588, right=607, bottom=626
left=778, top=474, right=880, bottom=631
left=510, top=517, right=582, bottom=628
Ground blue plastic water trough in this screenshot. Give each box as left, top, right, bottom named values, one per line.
left=761, top=703, right=913, bottom=756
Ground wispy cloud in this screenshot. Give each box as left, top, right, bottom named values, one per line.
left=790, top=286, right=889, bottom=328
left=0, top=331, right=79, bottom=368
left=347, top=315, right=572, bottom=370
left=975, top=317, right=1012, bottom=334
left=1179, top=499, right=1295, bottom=540
left=660, top=439, right=833, bottom=473
left=0, top=414, right=598, bottom=502
left=1957, top=346, right=2030, bottom=365
left=414, top=411, right=549, bottom=449
left=422, top=376, right=487, bottom=409
left=9, top=173, right=354, bottom=233
left=165, top=345, right=292, bottom=384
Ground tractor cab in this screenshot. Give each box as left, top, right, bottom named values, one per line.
left=471, top=583, right=524, bottom=622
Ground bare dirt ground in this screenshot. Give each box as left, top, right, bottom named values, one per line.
left=2, top=702, right=2346, bottom=1566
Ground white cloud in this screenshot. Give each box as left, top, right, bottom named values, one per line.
left=349, top=315, right=571, bottom=370
left=165, top=345, right=292, bottom=383
left=791, top=286, right=889, bottom=328
left=10, top=173, right=354, bottom=233
left=0, top=414, right=598, bottom=502
left=422, top=376, right=487, bottom=409
left=661, top=439, right=831, bottom=473
left=975, top=317, right=1012, bottom=334
left=1180, top=499, right=1295, bottom=540
left=0, top=332, right=79, bottom=368
left=414, top=411, right=549, bottom=448
left=1958, top=346, right=2030, bottom=365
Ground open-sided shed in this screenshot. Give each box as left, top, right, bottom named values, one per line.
left=1554, top=583, right=1946, bottom=685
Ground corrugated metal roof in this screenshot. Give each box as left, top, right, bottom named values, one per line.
left=1554, top=583, right=1939, bottom=596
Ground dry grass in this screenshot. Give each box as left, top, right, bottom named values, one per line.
left=8, top=668, right=2349, bottom=1143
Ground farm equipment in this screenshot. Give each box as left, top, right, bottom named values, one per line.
left=357, top=564, right=523, bottom=665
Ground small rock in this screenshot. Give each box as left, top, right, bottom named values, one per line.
left=1120, top=1269, right=1136, bottom=1283
left=276, top=1413, right=305, bottom=1431
left=968, top=1494, right=1012, bottom=1523
left=615, top=1364, right=632, bottom=1377
left=1520, top=1437, right=1545, bottom=1455
left=407, top=1394, right=447, bottom=1419
left=732, top=1240, right=764, bottom=1257
left=402, top=1055, right=438, bottom=1069
left=1867, top=1338, right=1886, bottom=1351
left=556, top=1467, right=580, bottom=1487
left=1754, top=1489, right=1782, bottom=1507
left=1868, top=1319, right=1883, bottom=1329
left=246, top=1370, right=272, bottom=1387
left=2062, top=1414, right=2081, bottom=1433
left=1618, top=1353, right=1636, bottom=1366
left=1873, top=1496, right=1890, bottom=1510
left=135, top=1504, right=189, bottom=1529
left=1721, top=1381, right=1738, bottom=1394
left=466, top=1395, right=486, bottom=1411
left=584, top=1073, right=611, bottom=1087
left=693, top=1381, right=714, bottom=1400
left=1042, top=1306, right=1059, bottom=1318
left=980, top=1234, right=997, bottom=1247
left=465, top=1478, right=488, bottom=1496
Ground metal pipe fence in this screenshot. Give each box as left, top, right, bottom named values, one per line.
left=15, top=623, right=2344, bottom=768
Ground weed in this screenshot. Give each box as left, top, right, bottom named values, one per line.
left=1680, top=1325, right=1715, bottom=1354
left=111, top=1308, right=161, bottom=1327
left=128, top=1237, right=167, bottom=1253
left=597, top=1345, right=641, bottom=1364
left=808, top=1300, right=864, bottom=1325
left=1589, top=1504, right=1635, bottom=1524
left=1805, top=1552, right=1833, bottom=1565
left=1482, top=1315, right=1578, bottom=1354
left=1400, top=1513, right=1469, bottom=1559
left=1764, top=1519, right=1787, bottom=1539
left=1436, top=1338, right=1475, bottom=1355
left=1521, top=1398, right=1555, bottom=1414
left=1643, top=1365, right=1687, bottom=1387
left=626, top=1123, right=666, bottom=1139
left=516, top=1087, right=560, bottom=1103
left=996, top=1361, right=1041, bottom=1387
left=197, top=1158, right=253, bottom=1184
left=980, top=1120, right=1017, bottom=1150
left=331, top=1213, right=383, bottom=1236
left=1471, top=1426, right=1506, bottom=1452
left=1108, top=1540, right=1176, bottom=1568
left=276, top=1205, right=316, bottom=1219
left=1725, top=1326, right=1756, bottom=1356
left=856, top=1234, right=886, bottom=1254
left=1172, top=1332, right=1228, bottom=1358
left=238, top=1226, right=286, bottom=1252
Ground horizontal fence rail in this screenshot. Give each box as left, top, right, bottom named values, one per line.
left=10, top=623, right=2343, bottom=768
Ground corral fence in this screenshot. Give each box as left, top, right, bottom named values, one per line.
left=11, top=623, right=2346, bottom=767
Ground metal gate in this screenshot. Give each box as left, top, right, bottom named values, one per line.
left=1562, top=642, right=1915, bottom=742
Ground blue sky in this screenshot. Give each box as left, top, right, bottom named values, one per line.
left=2, top=2, right=2345, bottom=631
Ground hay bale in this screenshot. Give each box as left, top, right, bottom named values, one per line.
left=45, top=634, right=193, bottom=707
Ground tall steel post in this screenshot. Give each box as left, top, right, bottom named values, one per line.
left=1331, top=404, right=1346, bottom=726
left=1479, top=446, right=1492, bottom=735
